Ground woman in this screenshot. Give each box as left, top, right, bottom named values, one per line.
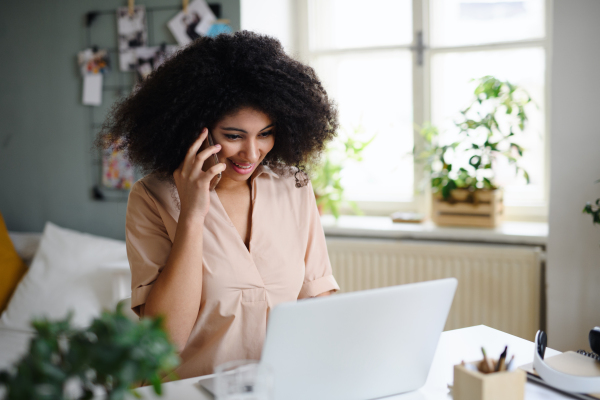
left=99, top=32, right=340, bottom=380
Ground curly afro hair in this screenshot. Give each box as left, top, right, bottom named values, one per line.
left=97, top=31, right=338, bottom=183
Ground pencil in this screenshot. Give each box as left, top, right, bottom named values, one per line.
left=505, top=355, right=515, bottom=371
left=496, top=346, right=508, bottom=372
left=481, top=347, right=494, bottom=373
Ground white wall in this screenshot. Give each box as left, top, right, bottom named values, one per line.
left=548, top=0, right=600, bottom=351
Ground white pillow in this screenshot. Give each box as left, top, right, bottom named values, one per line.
left=8, top=232, right=42, bottom=266
left=0, top=222, right=128, bottom=330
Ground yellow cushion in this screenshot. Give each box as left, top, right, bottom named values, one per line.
left=0, top=213, right=28, bottom=313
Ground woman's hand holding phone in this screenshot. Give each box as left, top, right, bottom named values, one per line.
left=173, top=128, right=226, bottom=221
left=147, top=128, right=223, bottom=348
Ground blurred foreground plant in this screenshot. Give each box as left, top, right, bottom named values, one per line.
left=311, top=125, right=375, bottom=218
left=0, top=304, right=179, bottom=400
left=415, top=76, right=533, bottom=200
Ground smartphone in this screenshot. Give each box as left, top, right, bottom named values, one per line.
left=199, top=130, right=222, bottom=191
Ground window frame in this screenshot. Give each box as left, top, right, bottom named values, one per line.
left=293, top=0, right=552, bottom=221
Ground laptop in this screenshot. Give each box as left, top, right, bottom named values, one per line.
left=200, top=278, right=457, bottom=400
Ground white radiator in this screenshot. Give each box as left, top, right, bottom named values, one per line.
left=326, top=238, right=542, bottom=341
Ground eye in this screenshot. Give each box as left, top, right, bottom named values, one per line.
left=224, top=134, right=242, bottom=140
left=259, top=130, right=273, bottom=137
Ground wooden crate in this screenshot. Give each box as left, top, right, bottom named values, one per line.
left=432, top=189, right=503, bottom=228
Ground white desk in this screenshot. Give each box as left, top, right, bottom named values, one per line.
left=134, top=325, right=568, bottom=399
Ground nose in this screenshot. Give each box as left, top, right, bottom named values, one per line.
left=241, top=138, right=260, bottom=162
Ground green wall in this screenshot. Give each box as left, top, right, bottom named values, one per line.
left=0, top=0, right=240, bottom=239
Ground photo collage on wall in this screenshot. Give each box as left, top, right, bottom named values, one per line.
left=82, top=0, right=233, bottom=192
left=81, top=0, right=232, bottom=106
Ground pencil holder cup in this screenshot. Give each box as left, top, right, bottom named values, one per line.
left=453, top=362, right=526, bottom=400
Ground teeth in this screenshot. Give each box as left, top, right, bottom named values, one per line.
left=232, top=161, right=252, bottom=169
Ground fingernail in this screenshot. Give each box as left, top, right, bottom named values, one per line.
left=215, top=144, right=221, bottom=148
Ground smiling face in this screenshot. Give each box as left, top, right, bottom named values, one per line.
left=210, top=107, right=275, bottom=185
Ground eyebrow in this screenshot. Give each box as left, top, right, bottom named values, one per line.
left=220, top=123, right=275, bottom=134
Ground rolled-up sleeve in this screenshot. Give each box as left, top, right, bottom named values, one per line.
left=126, top=181, right=172, bottom=316
left=298, top=182, right=340, bottom=299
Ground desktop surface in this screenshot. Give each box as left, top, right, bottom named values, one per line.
left=133, top=325, right=567, bottom=400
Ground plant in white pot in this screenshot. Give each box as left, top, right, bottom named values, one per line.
left=415, top=76, right=534, bottom=227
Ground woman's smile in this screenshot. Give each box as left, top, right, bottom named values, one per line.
left=228, top=159, right=255, bottom=175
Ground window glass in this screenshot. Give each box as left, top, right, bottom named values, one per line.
left=430, top=0, right=545, bottom=47
left=312, top=51, right=414, bottom=201
left=309, top=0, right=412, bottom=51
left=431, top=47, right=546, bottom=204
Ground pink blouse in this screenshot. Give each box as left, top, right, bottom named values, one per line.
left=125, top=165, right=339, bottom=379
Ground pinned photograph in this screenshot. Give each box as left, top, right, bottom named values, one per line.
left=135, top=44, right=178, bottom=81
left=77, top=48, right=109, bottom=106
left=153, top=44, right=179, bottom=69
left=167, top=0, right=216, bottom=46
left=117, top=5, right=148, bottom=71
left=77, top=48, right=110, bottom=77
left=102, top=144, right=135, bottom=190
left=82, top=75, right=103, bottom=106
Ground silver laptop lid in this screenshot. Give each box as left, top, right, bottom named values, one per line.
left=261, top=278, right=457, bottom=400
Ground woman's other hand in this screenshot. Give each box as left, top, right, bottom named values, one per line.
left=173, top=128, right=226, bottom=220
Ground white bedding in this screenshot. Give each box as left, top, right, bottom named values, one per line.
left=1, top=223, right=132, bottom=372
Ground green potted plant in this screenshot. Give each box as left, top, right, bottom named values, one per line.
left=415, top=76, right=533, bottom=227
left=310, top=126, right=375, bottom=219
left=583, top=182, right=600, bottom=225
left=0, top=304, right=179, bottom=400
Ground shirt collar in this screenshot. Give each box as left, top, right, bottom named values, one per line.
left=251, top=164, right=280, bottom=180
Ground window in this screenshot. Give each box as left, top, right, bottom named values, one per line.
left=300, top=0, right=549, bottom=220
left=242, top=0, right=550, bottom=220
left=306, top=0, right=416, bottom=209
